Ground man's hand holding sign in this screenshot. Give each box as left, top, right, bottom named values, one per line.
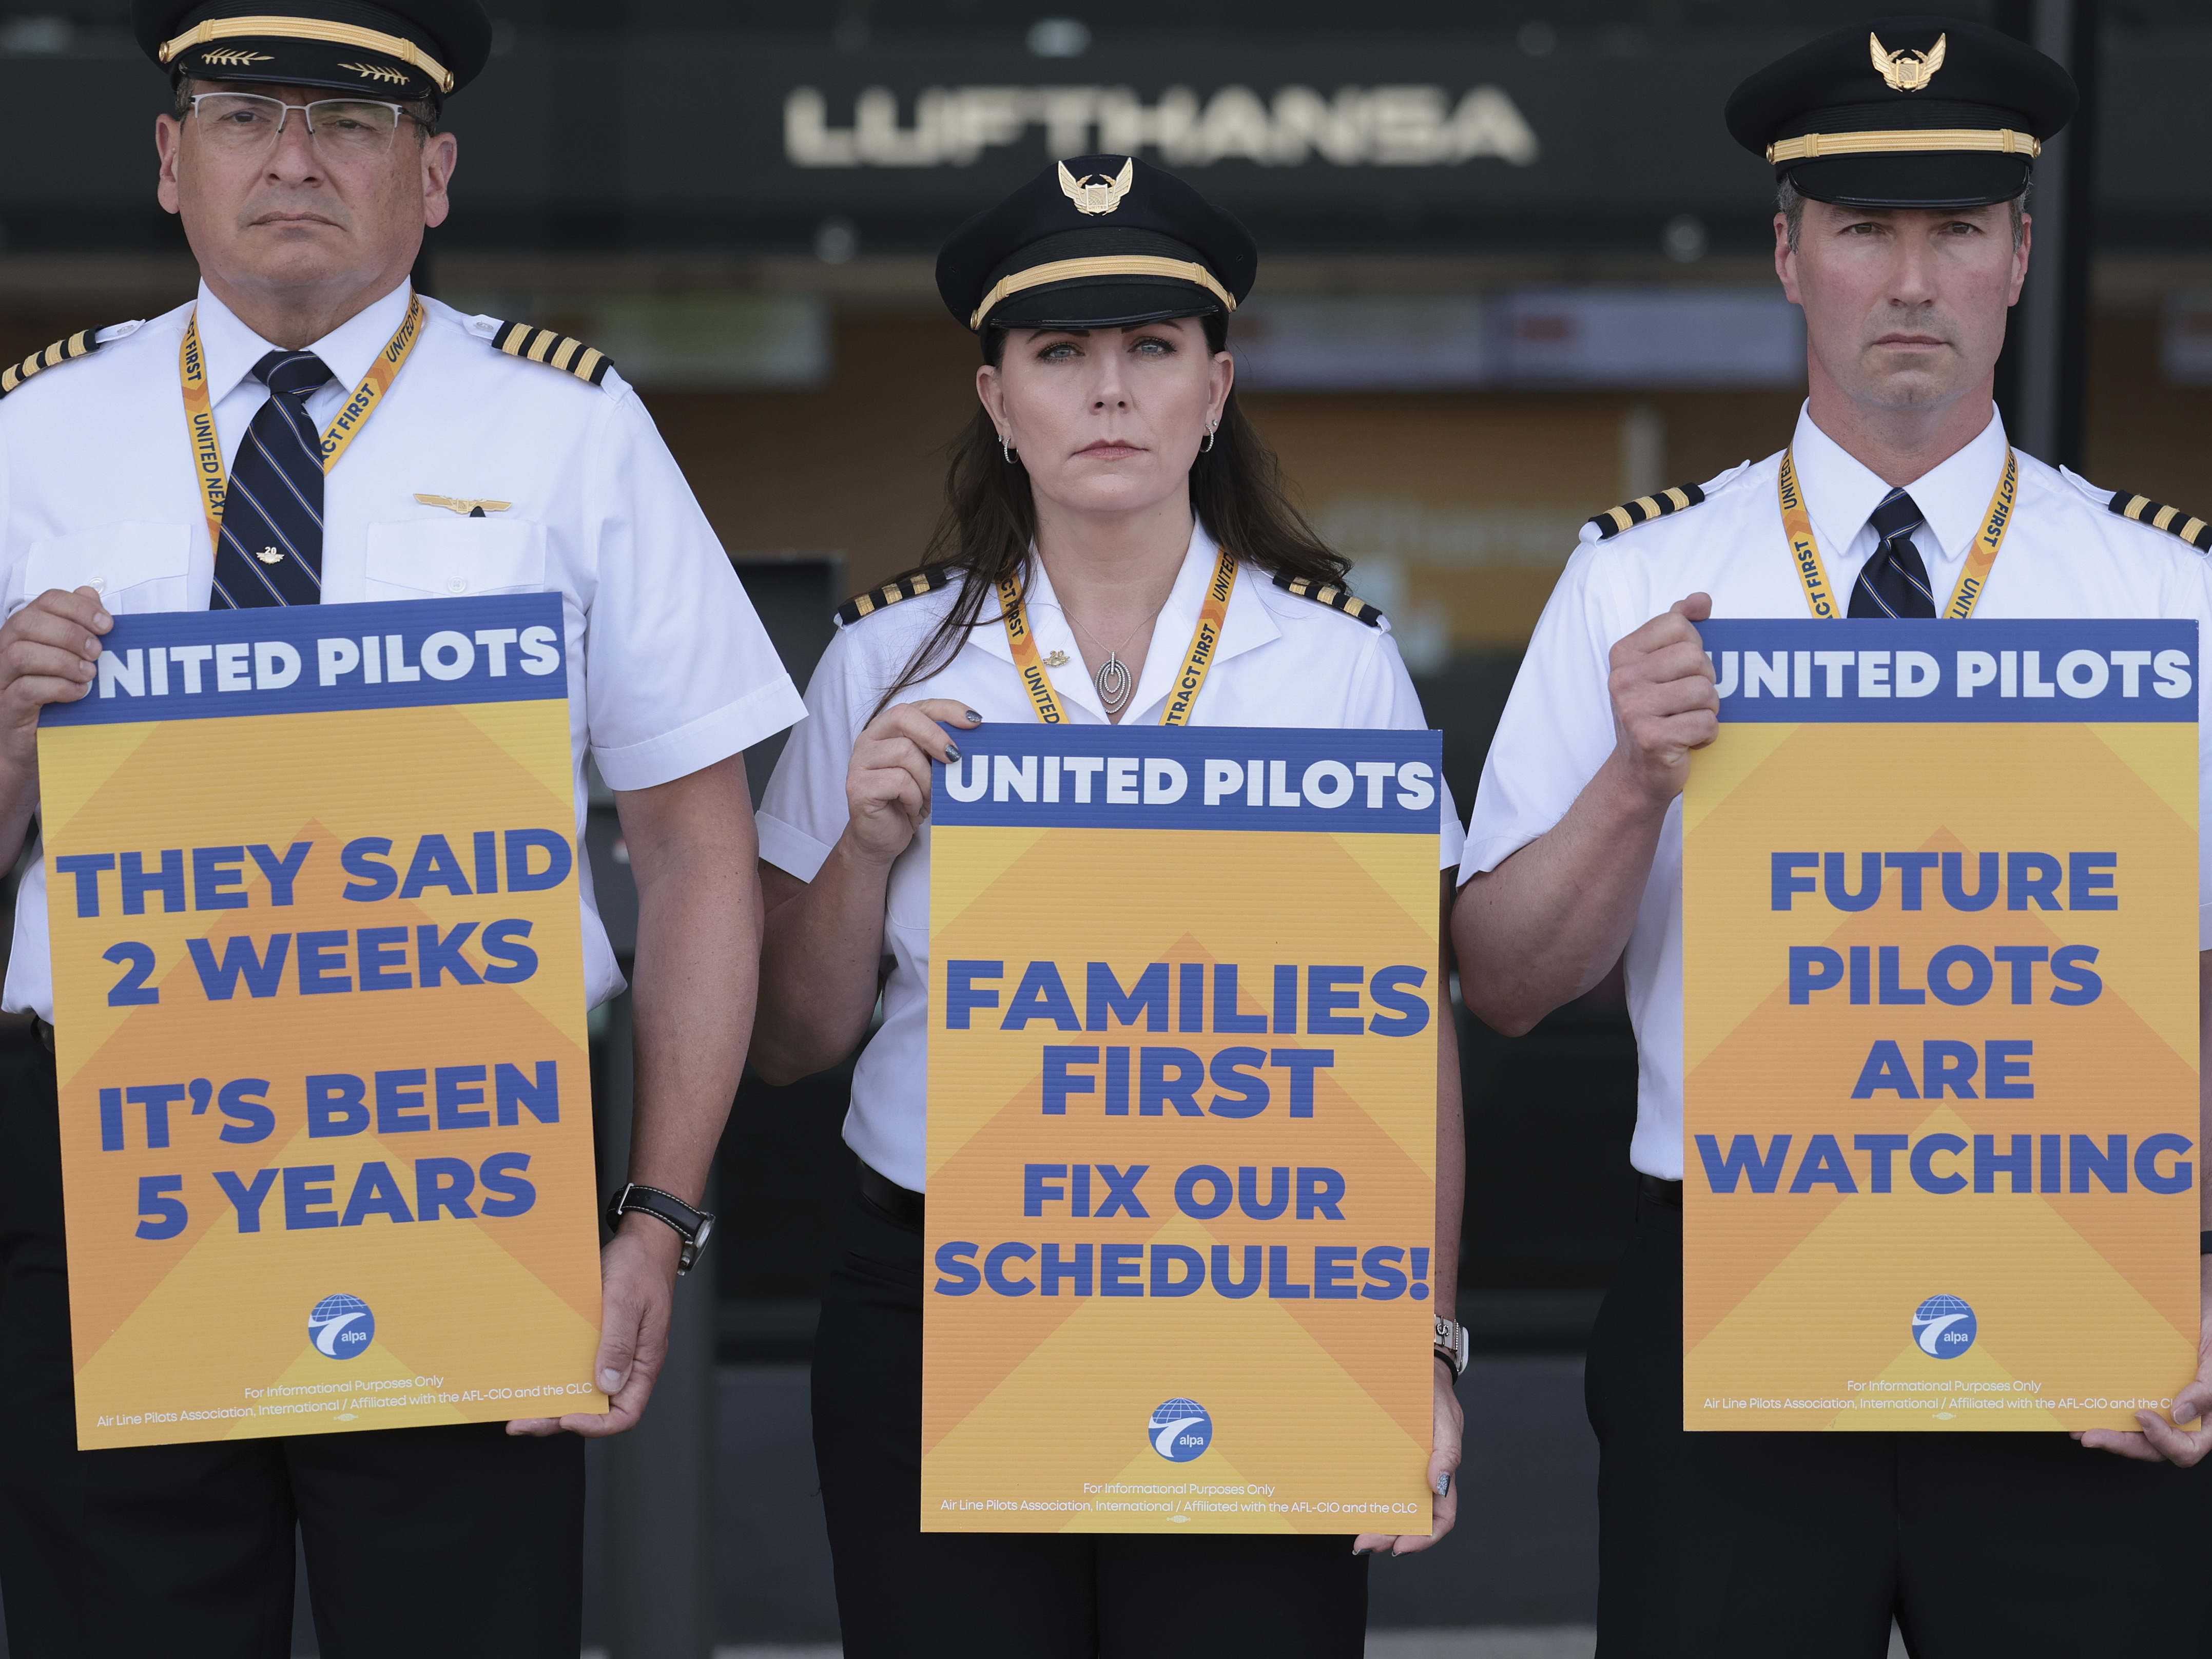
left=0, top=586, right=113, bottom=854
left=1457, top=593, right=1718, bottom=1037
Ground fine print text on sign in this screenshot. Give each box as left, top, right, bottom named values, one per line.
left=1683, top=618, right=2200, bottom=1432
left=41, top=595, right=605, bottom=1449
left=924, top=724, right=1441, bottom=1532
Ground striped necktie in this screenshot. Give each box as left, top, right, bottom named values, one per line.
left=210, top=350, right=331, bottom=609
left=1848, top=487, right=1937, bottom=619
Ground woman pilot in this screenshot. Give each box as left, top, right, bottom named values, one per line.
left=750, top=154, right=1468, bottom=1658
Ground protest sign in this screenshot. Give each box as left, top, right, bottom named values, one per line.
left=1683, top=618, right=2200, bottom=1431
left=922, top=723, right=1441, bottom=1532
left=40, top=595, right=604, bottom=1448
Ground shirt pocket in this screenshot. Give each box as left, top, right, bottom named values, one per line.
left=362, top=518, right=547, bottom=601
left=24, top=523, right=192, bottom=615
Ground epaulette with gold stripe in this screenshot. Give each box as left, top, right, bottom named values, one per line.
left=1587, top=481, right=1706, bottom=541
left=0, top=329, right=101, bottom=398
left=2109, top=491, right=2212, bottom=554
left=1272, top=571, right=1383, bottom=627
left=835, top=570, right=943, bottom=628
left=489, top=320, right=614, bottom=387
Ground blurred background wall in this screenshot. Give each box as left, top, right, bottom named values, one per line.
left=0, top=0, right=2203, bottom=1647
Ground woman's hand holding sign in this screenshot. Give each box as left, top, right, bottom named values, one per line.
left=1354, top=1358, right=1464, bottom=1557
left=752, top=701, right=983, bottom=1088
left=845, top=699, right=983, bottom=864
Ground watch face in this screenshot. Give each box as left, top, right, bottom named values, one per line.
left=693, top=1213, right=715, bottom=1249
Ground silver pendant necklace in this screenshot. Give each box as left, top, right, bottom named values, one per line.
left=1064, top=602, right=1165, bottom=717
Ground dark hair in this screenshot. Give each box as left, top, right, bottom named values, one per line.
left=868, top=311, right=1350, bottom=713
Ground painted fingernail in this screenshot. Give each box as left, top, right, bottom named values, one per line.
left=964, top=709, right=982, bottom=723
left=945, top=742, right=962, bottom=763
left=598, top=1367, right=623, bottom=1392
left=1435, top=1473, right=1450, bottom=1497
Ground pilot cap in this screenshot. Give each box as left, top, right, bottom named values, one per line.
left=135, top=0, right=493, bottom=104
left=936, top=155, right=1259, bottom=336
left=1726, top=16, right=2077, bottom=208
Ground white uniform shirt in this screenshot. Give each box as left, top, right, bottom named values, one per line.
left=760, top=522, right=1465, bottom=1192
left=0, top=281, right=806, bottom=1018
left=1459, top=404, right=2212, bottom=1180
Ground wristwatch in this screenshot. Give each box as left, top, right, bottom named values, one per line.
left=605, top=1183, right=716, bottom=1276
left=1433, top=1315, right=1469, bottom=1379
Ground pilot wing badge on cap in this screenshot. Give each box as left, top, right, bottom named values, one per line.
left=1058, top=159, right=1134, bottom=216
left=1871, top=31, right=1946, bottom=91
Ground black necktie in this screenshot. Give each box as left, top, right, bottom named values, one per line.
left=210, top=350, right=331, bottom=609
left=1848, top=487, right=1937, bottom=619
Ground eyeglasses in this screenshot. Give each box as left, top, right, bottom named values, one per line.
left=187, top=92, right=422, bottom=161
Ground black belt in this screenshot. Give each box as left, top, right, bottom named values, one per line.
left=1640, top=1172, right=1683, bottom=1207
left=857, top=1159, right=924, bottom=1229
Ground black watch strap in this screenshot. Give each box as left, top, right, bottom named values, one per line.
left=606, top=1183, right=715, bottom=1275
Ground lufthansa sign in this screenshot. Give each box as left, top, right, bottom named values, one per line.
left=784, top=83, right=1540, bottom=170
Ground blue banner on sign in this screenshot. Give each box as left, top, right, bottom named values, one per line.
left=1699, top=619, right=2199, bottom=724
left=41, top=595, right=568, bottom=728
left=929, top=723, right=1442, bottom=834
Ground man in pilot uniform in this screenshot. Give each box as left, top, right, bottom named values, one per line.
left=1453, top=16, right=2212, bottom=1656
left=0, top=2, right=803, bottom=1652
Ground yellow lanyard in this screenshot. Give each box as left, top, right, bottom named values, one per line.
left=180, top=294, right=426, bottom=557
left=1779, top=447, right=2016, bottom=621
left=998, top=545, right=1238, bottom=725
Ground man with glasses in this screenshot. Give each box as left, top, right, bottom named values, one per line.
left=0, top=1, right=804, bottom=1652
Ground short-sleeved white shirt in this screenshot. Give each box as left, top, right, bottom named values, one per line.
left=0, top=281, right=807, bottom=1018
left=760, top=520, right=1464, bottom=1192
left=1459, top=404, right=2212, bottom=1180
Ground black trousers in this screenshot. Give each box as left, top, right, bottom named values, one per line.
left=812, top=1179, right=1370, bottom=1658
left=1588, top=1191, right=2212, bottom=1659
left=0, top=1031, right=584, bottom=1658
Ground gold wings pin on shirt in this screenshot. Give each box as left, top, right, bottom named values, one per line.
left=1870, top=31, right=1946, bottom=91
left=1059, top=158, right=1134, bottom=216
left=415, top=493, right=513, bottom=517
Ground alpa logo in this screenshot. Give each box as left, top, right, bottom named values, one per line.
left=1148, top=1398, right=1213, bottom=1462
left=308, top=1294, right=375, bottom=1360
left=1911, top=1295, right=1976, bottom=1359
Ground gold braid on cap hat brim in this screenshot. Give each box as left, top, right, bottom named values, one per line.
left=968, top=256, right=1237, bottom=332
left=1767, top=127, right=2041, bottom=164
left=160, top=15, right=455, bottom=93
